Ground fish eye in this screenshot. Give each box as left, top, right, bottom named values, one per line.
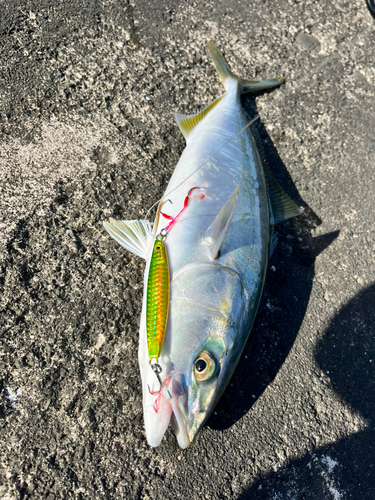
left=194, top=351, right=217, bottom=381
left=155, top=245, right=161, bottom=251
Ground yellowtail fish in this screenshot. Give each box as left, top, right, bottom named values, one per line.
left=103, top=40, right=301, bottom=448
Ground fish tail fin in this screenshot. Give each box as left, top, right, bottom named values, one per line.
left=207, top=39, right=285, bottom=93
left=207, top=39, right=238, bottom=88
left=241, top=77, right=285, bottom=93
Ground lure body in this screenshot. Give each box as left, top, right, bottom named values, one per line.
left=103, top=40, right=301, bottom=449
left=146, top=239, right=170, bottom=363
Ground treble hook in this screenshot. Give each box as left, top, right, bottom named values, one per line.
left=147, top=362, right=172, bottom=398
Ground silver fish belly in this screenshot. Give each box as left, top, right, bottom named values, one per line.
left=103, top=40, right=301, bottom=449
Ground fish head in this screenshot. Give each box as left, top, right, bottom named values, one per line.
left=141, top=261, right=251, bottom=448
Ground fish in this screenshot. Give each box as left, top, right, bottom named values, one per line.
left=103, top=39, right=302, bottom=449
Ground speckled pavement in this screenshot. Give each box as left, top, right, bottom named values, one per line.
left=1, top=1, right=374, bottom=498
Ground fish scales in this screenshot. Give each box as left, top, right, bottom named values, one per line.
left=103, top=40, right=301, bottom=449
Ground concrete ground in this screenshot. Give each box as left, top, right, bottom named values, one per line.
left=1, top=0, right=374, bottom=498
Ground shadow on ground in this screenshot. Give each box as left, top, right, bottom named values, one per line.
left=237, top=283, right=375, bottom=499
left=207, top=93, right=338, bottom=432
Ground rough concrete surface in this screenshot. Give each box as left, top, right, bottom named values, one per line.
left=0, top=0, right=374, bottom=498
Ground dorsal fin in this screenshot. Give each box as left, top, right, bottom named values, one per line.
left=175, top=95, right=223, bottom=141
left=203, top=186, right=239, bottom=259
left=251, top=125, right=302, bottom=224
left=103, top=219, right=153, bottom=259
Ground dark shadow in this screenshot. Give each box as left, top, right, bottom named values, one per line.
left=314, top=283, right=375, bottom=498
left=316, top=283, right=375, bottom=432
left=207, top=93, right=339, bottom=431
left=237, top=284, right=375, bottom=499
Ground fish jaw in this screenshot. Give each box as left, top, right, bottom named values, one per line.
left=169, top=327, right=240, bottom=449
left=142, top=366, right=190, bottom=448
left=170, top=368, right=223, bottom=449
left=142, top=382, right=173, bottom=448
left=141, top=317, right=247, bottom=448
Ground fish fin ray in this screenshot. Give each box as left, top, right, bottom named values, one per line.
left=207, top=39, right=285, bottom=93
left=266, top=175, right=303, bottom=224
left=175, top=95, right=223, bottom=141
left=241, top=78, right=285, bottom=93
left=251, top=124, right=302, bottom=224
left=103, top=219, right=153, bottom=259
left=204, top=186, right=240, bottom=259
left=207, top=39, right=238, bottom=87
left=269, top=229, right=278, bottom=256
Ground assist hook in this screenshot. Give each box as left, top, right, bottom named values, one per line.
left=147, top=361, right=172, bottom=398
left=160, top=186, right=203, bottom=233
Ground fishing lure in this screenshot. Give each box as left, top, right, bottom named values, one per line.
left=146, top=237, right=170, bottom=365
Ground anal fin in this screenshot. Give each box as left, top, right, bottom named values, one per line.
left=266, top=171, right=303, bottom=224
left=251, top=124, right=302, bottom=224
left=241, top=78, right=285, bottom=94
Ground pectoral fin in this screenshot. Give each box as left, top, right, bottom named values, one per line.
left=103, top=219, right=153, bottom=259
left=204, top=186, right=240, bottom=259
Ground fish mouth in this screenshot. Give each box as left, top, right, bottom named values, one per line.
left=169, top=375, right=208, bottom=449
left=143, top=372, right=204, bottom=449
left=172, top=402, right=207, bottom=449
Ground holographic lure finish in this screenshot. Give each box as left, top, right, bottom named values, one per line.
left=146, top=238, right=170, bottom=363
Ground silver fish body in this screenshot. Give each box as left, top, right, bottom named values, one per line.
left=104, top=40, right=301, bottom=448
